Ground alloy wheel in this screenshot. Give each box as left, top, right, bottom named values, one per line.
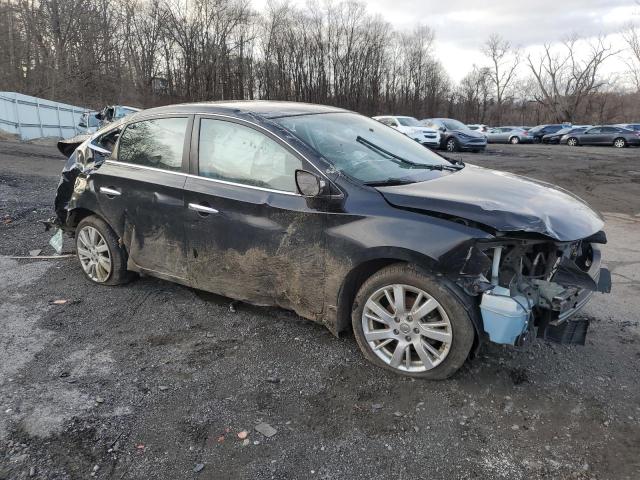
left=446, top=139, right=456, bottom=152
left=361, top=284, right=453, bottom=372
left=510, top=136, right=519, bottom=144
left=567, top=138, right=577, bottom=146
left=77, top=225, right=112, bottom=283
left=614, top=138, right=626, bottom=148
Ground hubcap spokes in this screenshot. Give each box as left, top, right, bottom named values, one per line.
left=77, top=226, right=111, bottom=283
left=362, top=284, right=452, bottom=372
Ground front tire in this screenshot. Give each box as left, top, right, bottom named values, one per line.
left=509, top=136, right=520, bottom=144
left=613, top=138, right=626, bottom=148
left=76, top=215, right=132, bottom=285
left=445, top=138, right=458, bottom=152
left=351, top=264, right=475, bottom=380
left=567, top=137, right=578, bottom=147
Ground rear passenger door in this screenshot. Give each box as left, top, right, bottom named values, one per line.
left=600, top=127, right=619, bottom=145
left=96, top=115, right=192, bottom=280
left=183, top=116, right=328, bottom=318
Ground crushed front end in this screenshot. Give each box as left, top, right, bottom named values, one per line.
left=450, top=232, right=611, bottom=346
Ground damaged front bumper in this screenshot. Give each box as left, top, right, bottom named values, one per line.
left=451, top=237, right=611, bottom=347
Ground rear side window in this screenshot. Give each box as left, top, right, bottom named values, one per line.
left=198, top=119, right=302, bottom=193
left=117, top=117, right=188, bottom=171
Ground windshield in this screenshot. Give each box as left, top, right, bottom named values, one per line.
left=440, top=119, right=467, bottom=131
left=273, top=112, right=456, bottom=184
left=397, top=117, right=421, bottom=127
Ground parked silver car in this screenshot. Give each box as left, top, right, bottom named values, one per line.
left=485, top=126, right=532, bottom=144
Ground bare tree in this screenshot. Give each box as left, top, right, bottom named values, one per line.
left=623, top=22, right=640, bottom=91
left=482, top=33, right=520, bottom=125
left=526, top=36, right=619, bottom=122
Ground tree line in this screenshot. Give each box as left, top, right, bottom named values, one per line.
left=1, top=0, right=639, bottom=126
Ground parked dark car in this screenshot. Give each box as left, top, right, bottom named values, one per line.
left=421, top=118, right=487, bottom=152
left=542, top=126, right=589, bottom=144
left=53, top=101, right=610, bottom=379
left=560, top=126, right=640, bottom=148
left=528, top=124, right=566, bottom=142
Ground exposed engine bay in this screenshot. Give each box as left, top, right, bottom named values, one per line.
left=453, top=233, right=611, bottom=346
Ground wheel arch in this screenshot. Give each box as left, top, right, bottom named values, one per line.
left=334, top=249, right=483, bottom=356
left=66, top=207, right=99, bottom=232
left=334, top=248, right=441, bottom=335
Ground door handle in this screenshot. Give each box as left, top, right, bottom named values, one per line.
left=99, top=186, right=121, bottom=197
left=188, top=203, right=219, bottom=215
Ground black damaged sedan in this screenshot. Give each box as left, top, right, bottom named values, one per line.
left=53, top=101, right=611, bottom=379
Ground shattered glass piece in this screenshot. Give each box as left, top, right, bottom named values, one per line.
left=49, top=229, right=63, bottom=255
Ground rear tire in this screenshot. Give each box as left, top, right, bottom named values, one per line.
left=509, top=136, right=520, bottom=144
left=351, top=264, right=475, bottom=380
left=613, top=138, right=626, bottom=148
left=76, top=215, right=133, bottom=286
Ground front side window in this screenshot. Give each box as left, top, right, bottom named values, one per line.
left=274, top=112, right=455, bottom=185
left=441, top=119, right=467, bottom=131
left=117, top=117, right=188, bottom=171
left=198, top=119, right=302, bottom=193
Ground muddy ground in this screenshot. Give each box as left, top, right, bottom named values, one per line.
left=1, top=140, right=639, bottom=479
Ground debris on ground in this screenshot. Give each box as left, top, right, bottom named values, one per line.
left=255, top=422, right=277, bottom=438
left=237, top=430, right=248, bottom=440
left=229, top=300, right=239, bottom=313
left=29, top=249, right=42, bottom=257
left=193, top=464, right=205, bottom=473
left=51, top=299, right=69, bottom=305
left=49, top=228, right=63, bottom=254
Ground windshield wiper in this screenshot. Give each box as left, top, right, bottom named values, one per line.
left=364, top=178, right=417, bottom=187
left=356, top=136, right=459, bottom=171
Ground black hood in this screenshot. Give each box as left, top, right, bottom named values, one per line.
left=377, top=164, right=603, bottom=241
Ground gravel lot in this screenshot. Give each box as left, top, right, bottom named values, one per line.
left=1, top=140, right=639, bottom=479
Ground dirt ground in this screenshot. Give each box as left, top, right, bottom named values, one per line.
left=1, top=140, right=639, bottom=479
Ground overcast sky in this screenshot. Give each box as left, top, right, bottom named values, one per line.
left=254, top=0, right=638, bottom=82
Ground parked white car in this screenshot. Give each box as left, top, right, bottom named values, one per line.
left=373, top=115, right=440, bottom=149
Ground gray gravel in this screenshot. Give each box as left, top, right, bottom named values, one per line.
left=1, top=141, right=639, bottom=479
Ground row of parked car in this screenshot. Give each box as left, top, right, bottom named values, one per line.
left=373, top=116, right=488, bottom=152
left=372, top=114, right=640, bottom=151
left=469, top=123, right=640, bottom=148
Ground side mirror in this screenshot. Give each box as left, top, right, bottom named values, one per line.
left=439, top=126, right=446, bottom=132
left=295, top=170, right=323, bottom=197
left=88, top=142, right=112, bottom=157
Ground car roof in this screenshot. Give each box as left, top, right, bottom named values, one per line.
left=137, top=101, right=347, bottom=120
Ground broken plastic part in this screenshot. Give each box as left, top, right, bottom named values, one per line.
left=480, top=286, right=531, bottom=345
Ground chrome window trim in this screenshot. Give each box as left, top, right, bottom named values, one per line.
left=104, top=160, right=302, bottom=197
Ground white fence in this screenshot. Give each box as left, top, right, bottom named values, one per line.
left=0, top=92, right=88, bottom=140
